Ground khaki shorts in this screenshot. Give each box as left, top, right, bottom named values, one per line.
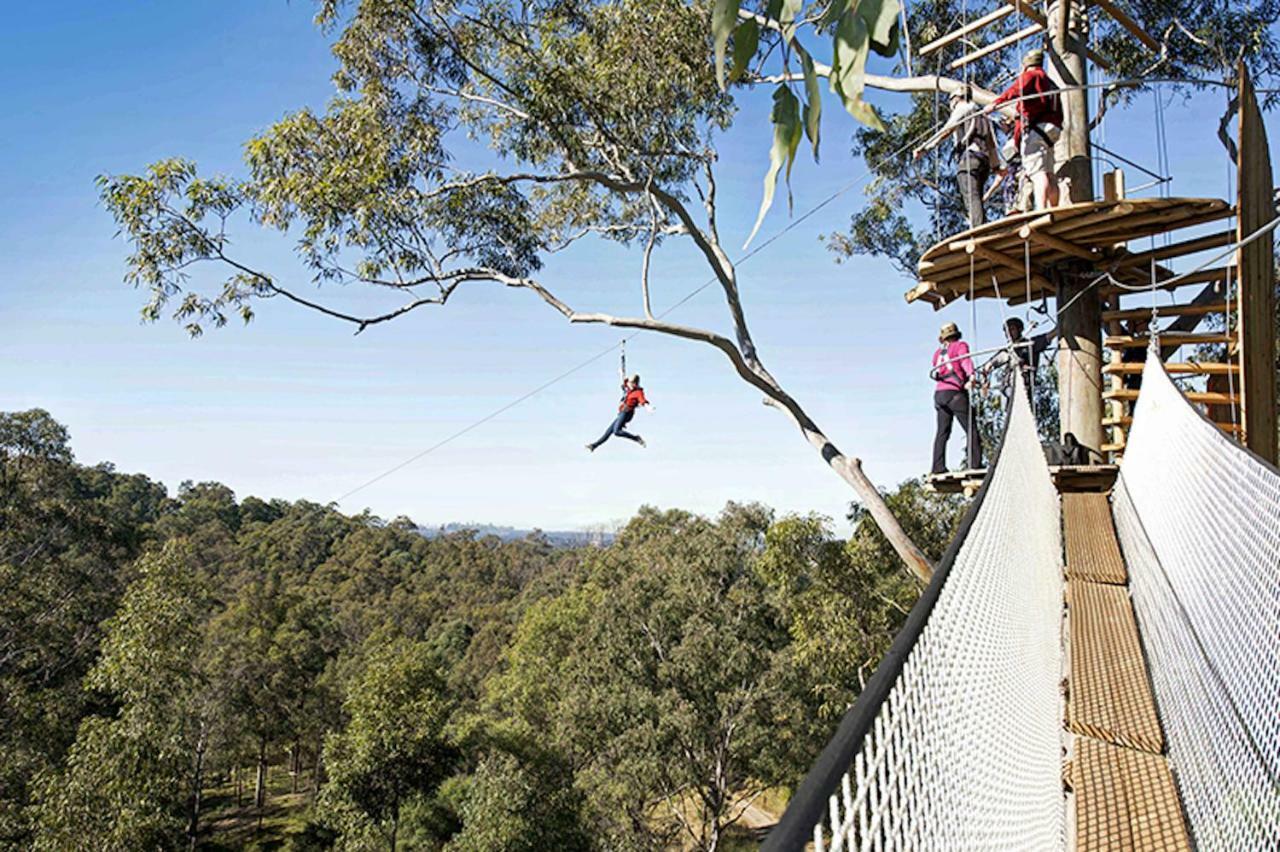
left=1021, top=127, right=1057, bottom=177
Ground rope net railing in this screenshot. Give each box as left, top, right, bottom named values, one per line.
left=1112, top=353, right=1280, bottom=849
left=764, top=372, right=1064, bottom=851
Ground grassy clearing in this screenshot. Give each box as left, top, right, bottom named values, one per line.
left=199, top=765, right=315, bottom=850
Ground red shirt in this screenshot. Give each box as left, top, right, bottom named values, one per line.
left=619, top=386, right=648, bottom=412
left=991, top=67, right=1062, bottom=145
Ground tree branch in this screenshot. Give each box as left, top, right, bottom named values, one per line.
left=739, top=9, right=997, bottom=103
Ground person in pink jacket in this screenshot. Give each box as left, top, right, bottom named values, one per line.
left=930, top=321, right=982, bottom=473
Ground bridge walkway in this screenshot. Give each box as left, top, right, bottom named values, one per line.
left=1062, top=492, right=1190, bottom=850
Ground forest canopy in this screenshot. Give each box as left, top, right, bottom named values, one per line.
left=0, top=408, right=962, bottom=850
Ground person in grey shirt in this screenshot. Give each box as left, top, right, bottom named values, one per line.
left=976, top=317, right=1056, bottom=399
left=914, top=85, right=999, bottom=228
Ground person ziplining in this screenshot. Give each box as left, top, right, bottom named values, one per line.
left=586, top=365, right=652, bottom=452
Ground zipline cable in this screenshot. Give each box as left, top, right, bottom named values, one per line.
left=333, top=116, right=960, bottom=506
left=335, top=72, right=1262, bottom=506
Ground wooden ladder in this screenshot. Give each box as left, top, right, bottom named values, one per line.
left=1099, top=292, right=1241, bottom=459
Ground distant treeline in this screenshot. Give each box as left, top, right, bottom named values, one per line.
left=0, top=409, right=962, bottom=852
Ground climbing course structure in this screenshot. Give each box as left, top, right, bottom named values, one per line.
left=766, top=0, right=1279, bottom=846
left=766, top=357, right=1279, bottom=851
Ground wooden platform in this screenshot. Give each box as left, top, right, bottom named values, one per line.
left=1071, top=738, right=1191, bottom=851
left=1063, top=494, right=1127, bottom=584
left=1051, top=464, right=1118, bottom=493
left=908, top=197, right=1233, bottom=309
left=926, top=464, right=1117, bottom=495
left=923, top=468, right=986, bottom=495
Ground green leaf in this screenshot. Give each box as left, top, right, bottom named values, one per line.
left=800, top=49, right=822, bottom=159
left=830, top=9, right=886, bottom=131
left=817, top=0, right=850, bottom=30
left=766, top=0, right=783, bottom=21
left=859, top=0, right=902, bottom=56
left=712, top=0, right=740, bottom=91
left=730, top=18, right=760, bottom=84
left=779, top=0, right=804, bottom=42
left=845, top=93, right=887, bottom=130
left=745, top=85, right=803, bottom=249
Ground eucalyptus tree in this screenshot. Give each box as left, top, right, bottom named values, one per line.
left=99, top=0, right=938, bottom=578
left=30, top=543, right=210, bottom=852
left=808, top=0, right=1280, bottom=270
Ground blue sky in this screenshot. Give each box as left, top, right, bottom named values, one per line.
left=3, top=3, right=1275, bottom=533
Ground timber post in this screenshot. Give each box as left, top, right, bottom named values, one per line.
left=1048, top=0, right=1103, bottom=451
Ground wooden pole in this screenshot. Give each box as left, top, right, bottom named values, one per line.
left=1048, top=0, right=1103, bottom=453
left=1236, top=62, right=1278, bottom=461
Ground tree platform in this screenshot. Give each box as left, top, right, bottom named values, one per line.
left=907, top=197, right=1233, bottom=309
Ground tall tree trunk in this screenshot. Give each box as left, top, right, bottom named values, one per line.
left=1048, top=0, right=1103, bottom=452
left=312, top=734, right=325, bottom=794
left=255, top=735, right=268, bottom=832
left=289, top=738, right=300, bottom=794
left=186, top=721, right=208, bottom=851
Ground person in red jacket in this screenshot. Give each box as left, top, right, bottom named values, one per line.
left=987, top=48, right=1062, bottom=210
left=586, top=374, right=652, bottom=451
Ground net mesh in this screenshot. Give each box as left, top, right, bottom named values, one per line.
left=799, top=374, right=1065, bottom=851
left=1112, top=354, right=1280, bottom=849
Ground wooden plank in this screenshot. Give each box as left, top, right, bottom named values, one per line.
left=949, top=23, right=1043, bottom=71
left=1109, top=230, right=1235, bottom=269
left=1103, top=415, right=1243, bottom=434
left=1237, top=62, right=1278, bottom=462
left=1067, top=581, right=1165, bottom=753
left=1092, top=0, right=1161, bottom=52
left=1099, top=266, right=1234, bottom=296
left=1104, top=332, right=1233, bottom=348
left=967, top=242, right=1056, bottom=291
left=1101, top=302, right=1227, bottom=322
left=1051, top=464, right=1120, bottom=493
left=1103, top=388, right=1238, bottom=405
left=1103, top=361, right=1238, bottom=375
left=1063, top=203, right=1234, bottom=245
left=1019, top=224, right=1098, bottom=259
left=918, top=5, right=1016, bottom=56
left=1073, top=738, right=1192, bottom=852
left=1063, top=494, right=1127, bottom=583
left=1002, top=0, right=1111, bottom=67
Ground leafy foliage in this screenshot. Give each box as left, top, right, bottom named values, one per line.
left=3, top=408, right=970, bottom=849
left=826, top=0, right=1280, bottom=272
left=30, top=543, right=208, bottom=851
left=99, top=0, right=734, bottom=336
left=320, top=638, right=458, bottom=849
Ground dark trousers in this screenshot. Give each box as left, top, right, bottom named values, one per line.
left=932, top=389, right=981, bottom=473
left=957, top=156, right=989, bottom=228
left=590, top=409, right=640, bottom=449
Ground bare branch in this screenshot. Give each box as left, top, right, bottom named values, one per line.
left=739, top=9, right=997, bottom=102
left=425, top=85, right=531, bottom=120
left=640, top=180, right=659, bottom=320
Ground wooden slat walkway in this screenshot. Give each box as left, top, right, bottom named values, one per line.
left=1067, top=581, right=1164, bottom=753
left=1063, top=494, right=1127, bottom=584
left=1062, top=491, right=1191, bottom=851
left=1072, top=738, right=1191, bottom=851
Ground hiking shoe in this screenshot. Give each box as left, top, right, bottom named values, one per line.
left=585, top=443, right=595, bottom=453
left=637, top=437, right=647, bottom=448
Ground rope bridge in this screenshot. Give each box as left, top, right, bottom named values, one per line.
left=1113, top=354, right=1280, bottom=849
left=766, top=356, right=1280, bottom=850
left=765, top=371, right=1065, bottom=850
